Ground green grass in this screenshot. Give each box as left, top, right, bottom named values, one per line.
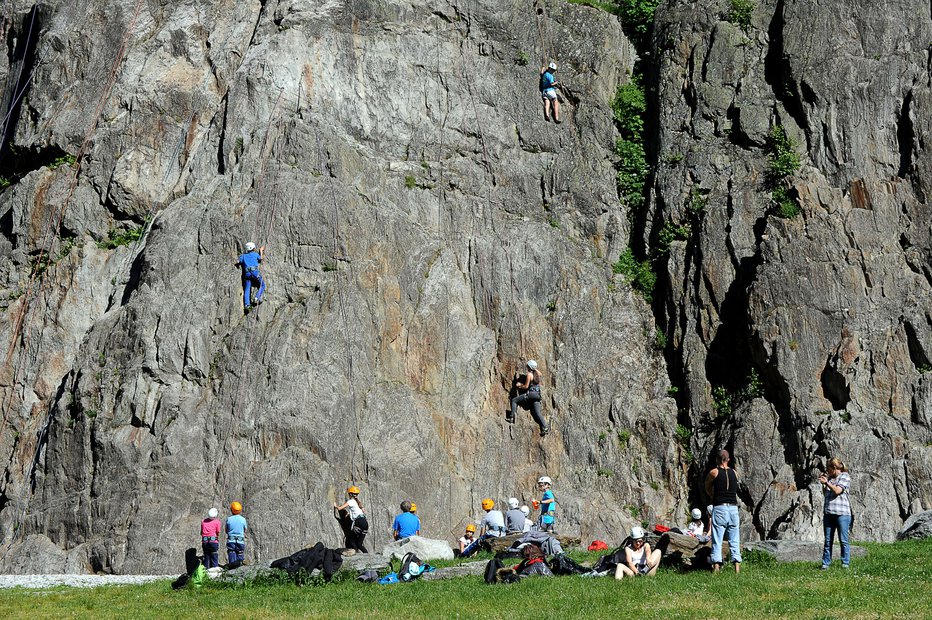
left=2, top=541, right=932, bottom=619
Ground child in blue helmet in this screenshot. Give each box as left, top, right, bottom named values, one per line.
left=236, top=241, right=265, bottom=313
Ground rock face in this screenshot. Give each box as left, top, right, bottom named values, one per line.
left=3, top=0, right=930, bottom=575
left=896, top=510, right=932, bottom=540
left=0, top=1, right=686, bottom=573
left=647, top=0, right=932, bottom=542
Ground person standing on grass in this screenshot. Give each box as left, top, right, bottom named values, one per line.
left=705, top=449, right=743, bottom=573
left=820, top=457, right=852, bottom=570
left=225, top=501, right=248, bottom=568
left=200, top=507, right=222, bottom=568
left=334, top=486, right=369, bottom=553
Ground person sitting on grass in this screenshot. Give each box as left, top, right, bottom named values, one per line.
left=687, top=507, right=710, bottom=543
left=459, top=523, right=478, bottom=555
left=614, top=526, right=661, bottom=579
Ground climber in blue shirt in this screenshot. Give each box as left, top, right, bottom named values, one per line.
left=236, top=241, right=265, bottom=313
left=539, top=62, right=561, bottom=123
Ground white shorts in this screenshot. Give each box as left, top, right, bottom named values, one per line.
left=541, top=88, right=558, bottom=101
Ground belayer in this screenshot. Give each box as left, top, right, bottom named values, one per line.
left=235, top=241, right=266, bottom=313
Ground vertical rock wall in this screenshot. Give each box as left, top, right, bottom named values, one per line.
left=649, top=0, right=932, bottom=541
left=0, top=1, right=687, bottom=573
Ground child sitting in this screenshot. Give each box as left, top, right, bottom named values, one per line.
left=687, top=507, right=710, bottom=543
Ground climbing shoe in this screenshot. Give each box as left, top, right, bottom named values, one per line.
left=244, top=305, right=252, bottom=315
left=506, top=415, right=515, bottom=424
left=540, top=426, right=551, bottom=437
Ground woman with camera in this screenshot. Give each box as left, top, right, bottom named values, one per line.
left=819, top=457, right=852, bottom=569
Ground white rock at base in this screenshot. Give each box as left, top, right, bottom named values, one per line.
left=381, top=536, right=455, bottom=561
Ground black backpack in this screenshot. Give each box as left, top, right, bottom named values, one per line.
left=549, top=553, right=588, bottom=575
left=592, top=538, right=631, bottom=573
left=484, top=557, right=504, bottom=584
left=398, top=552, right=424, bottom=582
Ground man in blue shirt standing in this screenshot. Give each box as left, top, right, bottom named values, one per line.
left=392, top=500, right=421, bottom=540
left=236, top=241, right=265, bottom=314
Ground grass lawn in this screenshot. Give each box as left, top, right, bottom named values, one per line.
left=2, top=540, right=931, bottom=619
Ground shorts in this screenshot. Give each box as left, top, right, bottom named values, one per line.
left=541, top=88, right=558, bottom=101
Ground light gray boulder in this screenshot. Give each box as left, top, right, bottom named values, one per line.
left=897, top=511, right=932, bottom=540
left=743, top=540, right=867, bottom=564
left=381, top=536, right=455, bottom=561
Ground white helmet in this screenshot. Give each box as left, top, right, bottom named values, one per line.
left=691, top=508, right=702, bottom=520
left=208, top=508, right=218, bottom=519
left=245, top=241, right=256, bottom=252
left=537, top=476, right=552, bottom=485
left=527, top=360, right=538, bottom=370
left=508, top=497, right=520, bottom=510
left=630, top=526, right=645, bottom=540
left=548, top=62, right=557, bottom=71
left=520, top=505, right=530, bottom=516
left=707, top=505, right=713, bottom=516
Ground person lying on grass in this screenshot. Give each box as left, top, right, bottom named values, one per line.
left=615, top=526, right=661, bottom=579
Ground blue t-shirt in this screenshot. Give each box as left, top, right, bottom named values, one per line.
left=540, top=71, right=556, bottom=92
left=226, top=515, right=248, bottom=541
left=541, top=490, right=555, bottom=524
left=238, top=251, right=261, bottom=272
left=392, top=512, right=421, bottom=538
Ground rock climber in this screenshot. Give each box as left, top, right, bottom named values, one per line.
left=334, top=485, right=369, bottom=553
left=200, top=507, right=222, bottom=569
left=392, top=500, right=421, bottom=540
left=225, top=501, right=248, bottom=568
left=539, top=62, right=561, bottom=123
left=505, top=497, right=526, bottom=534
left=235, top=241, right=265, bottom=313
left=509, top=359, right=550, bottom=436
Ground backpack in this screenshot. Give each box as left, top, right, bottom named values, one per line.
left=592, top=539, right=630, bottom=573
left=484, top=557, right=504, bottom=584
left=398, top=552, right=428, bottom=582
left=548, top=553, right=588, bottom=575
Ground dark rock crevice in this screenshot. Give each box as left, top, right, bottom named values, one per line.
left=897, top=91, right=914, bottom=179
left=0, top=5, right=42, bottom=169
left=763, top=0, right=809, bottom=141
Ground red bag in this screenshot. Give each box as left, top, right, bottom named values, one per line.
left=587, top=540, right=609, bottom=551
left=653, top=525, right=671, bottom=534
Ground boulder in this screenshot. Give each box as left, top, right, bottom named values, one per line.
left=897, top=511, right=932, bottom=540
left=381, top=536, right=454, bottom=561
left=340, top=552, right=391, bottom=572
left=485, top=533, right=581, bottom=554
left=420, top=561, right=488, bottom=581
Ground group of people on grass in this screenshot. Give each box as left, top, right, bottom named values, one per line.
left=197, top=452, right=852, bottom=576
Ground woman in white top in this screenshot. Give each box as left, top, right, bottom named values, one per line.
left=333, top=485, right=369, bottom=552
left=615, top=526, right=661, bottom=579
left=521, top=506, right=532, bottom=532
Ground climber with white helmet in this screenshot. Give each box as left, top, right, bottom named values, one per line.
left=509, top=359, right=550, bottom=436
left=539, top=61, right=561, bottom=123
left=520, top=505, right=532, bottom=532
left=235, top=240, right=266, bottom=314
left=200, top=507, right=222, bottom=568
left=505, top=497, right=526, bottom=533
left=536, top=476, right=556, bottom=532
